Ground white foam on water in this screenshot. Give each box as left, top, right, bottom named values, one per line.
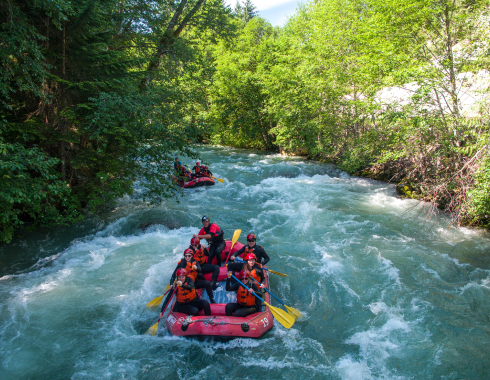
left=316, top=244, right=343, bottom=275
left=336, top=356, right=373, bottom=380
left=436, top=252, right=471, bottom=268
left=378, top=254, right=401, bottom=286
left=369, top=302, right=389, bottom=315
left=420, top=263, right=442, bottom=280
left=338, top=313, right=412, bottom=380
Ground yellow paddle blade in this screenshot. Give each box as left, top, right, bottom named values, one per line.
left=164, top=284, right=170, bottom=291
left=212, top=176, right=225, bottom=183
left=267, top=269, right=288, bottom=277
left=146, top=321, right=159, bottom=336
left=286, top=305, right=302, bottom=319
left=231, top=229, right=241, bottom=247
left=265, top=301, right=295, bottom=329
left=146, top=294, right=164, bottom=308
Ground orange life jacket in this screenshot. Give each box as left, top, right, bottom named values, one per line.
left=251, top=268, right=262, bottom=285
left=179, top=260, right=198, bottom=281
left=236, top=284, right=256, bottom=307
left=175, top=279, right=197, bottom=304
left=195, top=165, right=201, bottom=174
left=243, top=247, right=254, bottom=258
left=192, top=245, right=207, bottom=265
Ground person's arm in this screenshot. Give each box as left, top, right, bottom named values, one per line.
left=195, top=261, right=202, bottom=273
left=231, top=246, right=245, bottom=261
left=255, top=267, right=265, bottom=284
left=169, top=263, right=181, bottom=286
left=203, top=247, right=210, bottom=257
left=226, top=272, right=239, bottom=292
left=193, top=227, right=212, bottom=240
left=182, top=277, right=195, bottom=290
left=258, top=247, right=270, bottom=266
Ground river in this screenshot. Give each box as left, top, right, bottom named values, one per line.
left=1, top=146, right=490, bottom=379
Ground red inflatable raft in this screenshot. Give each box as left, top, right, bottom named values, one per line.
left=176, top=175, right=215, bottom=188
left=164, top=240, right=274, bottom=338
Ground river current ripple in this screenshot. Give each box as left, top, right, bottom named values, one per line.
left=1, top=146, right=490, bottom=380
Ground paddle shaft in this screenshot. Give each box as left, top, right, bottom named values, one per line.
left=234, top=257, right=268, bottom=270
left=230, top=275, right=263, bottom=302
left=158, top=286, right=178, bottom=322
left=233, top=258, right=285, bottom=276
left=250, top=277, right=285, bottom=306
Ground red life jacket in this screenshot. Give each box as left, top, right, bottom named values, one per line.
left=192, top=245, right=207, bottom=265
left=175, top=279, right=197, bottom=304
left=236, top=284, right=256, bottom=307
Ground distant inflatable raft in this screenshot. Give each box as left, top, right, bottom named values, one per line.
left=176, top=176, right=215, bottom=188
left=165, top=240, right=274, bottom=338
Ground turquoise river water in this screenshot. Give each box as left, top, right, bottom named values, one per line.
left=1, top=146, right=490, bottom=379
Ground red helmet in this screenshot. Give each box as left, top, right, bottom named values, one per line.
left=196, top=162, right=200, bottom=165
left=239, top=270, right=251, bottom=279
left=190, top=237, right=200, bottom=245
left=245, top=253, right=256, bottom=261
left=246, top=233, right=256, bottom=241
left=176, top=268, right=186, bottom=276
left=184, top=248, right=194, bottom=256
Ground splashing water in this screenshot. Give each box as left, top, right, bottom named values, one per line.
left=1, top=146, right=490, bottom=379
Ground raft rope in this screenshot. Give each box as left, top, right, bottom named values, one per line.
left=177, top=309, right=270, bottom=327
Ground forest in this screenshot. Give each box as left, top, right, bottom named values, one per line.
left=1, top=0, right=489, bottom=243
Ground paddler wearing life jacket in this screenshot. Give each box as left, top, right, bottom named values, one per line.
left=193, top=215, right=226, bottom=267
left=168, top=248, right=216, bottom=304
left=228, top=233, right=269, bottom=273
left=242, top=252, right=265, bottom=288
left=168, top=268, right=211, bottom=317
left=202, top=165, right=212, bottom=177
left=192, top=161, right=202, bottom=177
left=189, top=237, right=220, bottom=290
left=225, top=269, right=261, bottom=317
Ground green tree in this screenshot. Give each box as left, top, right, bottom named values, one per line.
left=0, top=0, right=235, bottom=242
left=234, top=0, right=258, bottom=24
left=208, top=17, right=277, bottom=149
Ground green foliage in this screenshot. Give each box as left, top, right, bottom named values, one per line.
left=208, top=17, right=278, bottom=150
left=466, top=153, right=490, bottom=227
left=0, top=123, right=80, bottom=243
left=0, top=0, right=235, bottom=242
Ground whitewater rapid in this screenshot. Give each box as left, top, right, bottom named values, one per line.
left=1, top=146, right=490, bottom=379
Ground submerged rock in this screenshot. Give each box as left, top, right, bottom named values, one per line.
left=138, top=220, right=182, bottom=231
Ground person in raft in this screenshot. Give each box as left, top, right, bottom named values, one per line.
left=189, top=237, right=220, bottom=291
left=225, top=269, right=261, bottom=317
left=192, top=161, right=202, bottom=177
left=202, top=165, right=213, bottom=177
left=193, top=215, right=226, bottom=268
left=168, top=248, right=216, bottom=303
left=228, top=233, right=269, bottom=273
left=166, top=268, right=211, bottom=317
left=174, top=157, right=182, bottom=170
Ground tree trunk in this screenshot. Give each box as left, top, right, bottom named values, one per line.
left=140, top=0, right=205, bottom=90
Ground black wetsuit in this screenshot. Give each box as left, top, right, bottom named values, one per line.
left=199, top=223, right=225, bottom=267
left=228, top=244, right=269, bottom=275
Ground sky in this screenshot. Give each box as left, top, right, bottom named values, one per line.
left=225, top=0, right=303, bottom=26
